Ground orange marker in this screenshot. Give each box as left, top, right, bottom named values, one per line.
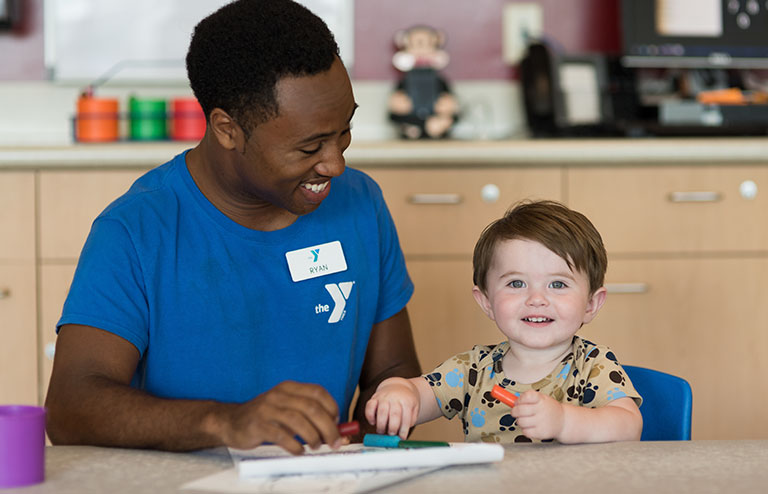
left=491, top=385, right=518, bottom=408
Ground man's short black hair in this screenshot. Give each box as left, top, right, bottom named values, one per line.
left=186, top=0, right=340, bottom=133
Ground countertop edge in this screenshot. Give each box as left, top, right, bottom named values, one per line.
left=1, top=138, right=767, bottom=169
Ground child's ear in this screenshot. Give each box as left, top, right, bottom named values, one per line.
left=582, top=286, right=608, bottom=324
left=472, top=285, right=495, bottom=321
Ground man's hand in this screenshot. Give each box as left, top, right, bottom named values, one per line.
left=210, top=381, right=342, bottom=455
left=364, top=377, right=421, bottom=440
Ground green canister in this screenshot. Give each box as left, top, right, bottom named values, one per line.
left=129, top=97, right=167, bottom=140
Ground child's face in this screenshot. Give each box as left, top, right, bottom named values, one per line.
left=472, top=239, right=606, bottom=352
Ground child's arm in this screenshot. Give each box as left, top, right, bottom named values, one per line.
left=511, top=391, right=642, bottom=443
left=364, top=377, right=442, bottom=439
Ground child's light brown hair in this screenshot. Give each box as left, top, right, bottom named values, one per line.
left=472, top=200, right=607, bottom=294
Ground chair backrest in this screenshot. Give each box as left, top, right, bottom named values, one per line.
left=623, top=365, right=692, bottom=441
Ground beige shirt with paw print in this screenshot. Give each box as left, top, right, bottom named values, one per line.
left=422, top=336, right=642, bottom=443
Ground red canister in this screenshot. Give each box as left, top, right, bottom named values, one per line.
left=170, top=98, right=206, bottom=141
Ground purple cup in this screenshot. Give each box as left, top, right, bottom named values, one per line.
left=0, top=405, right=46, bottom=488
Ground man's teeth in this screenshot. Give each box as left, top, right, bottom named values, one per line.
left=303, top=182, right=329, bottom=193
left=524, top=317, right=550, bottom=323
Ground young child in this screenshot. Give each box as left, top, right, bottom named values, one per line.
left=365, top=200, right=642, bottom=444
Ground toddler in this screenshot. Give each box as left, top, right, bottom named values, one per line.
left=365, top=200, right=642, bottom=443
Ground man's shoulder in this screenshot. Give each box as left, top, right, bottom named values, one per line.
left=98, top=153, right=185, bottom=221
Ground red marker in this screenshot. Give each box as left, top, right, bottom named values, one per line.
left=338, top=421, right=360, bottom=437
left=491, top=385, right=518, bottom=408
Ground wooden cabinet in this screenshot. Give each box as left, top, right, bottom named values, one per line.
left=580, top=258, right=768, bottom=440
left=569, top=165, right=768, bottom=440
left=567, top=166, right=768, bottom=254
left=0, top=172, right=37, bottom=405
left=364, top=167, right=563, bottom=441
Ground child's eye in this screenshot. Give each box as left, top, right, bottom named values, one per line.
left=509, top=280, right=525, bottom=288
left=549, top=280, right=567, bottom=289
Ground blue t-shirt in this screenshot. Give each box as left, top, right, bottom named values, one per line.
left=58, top=151, right=413, bottom=416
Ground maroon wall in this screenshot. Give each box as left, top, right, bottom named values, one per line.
left=0, top=0, right=45, bottom=80
left=0, top=0, right=620, bottom=81
left=353, top=0, right=620, bottom=80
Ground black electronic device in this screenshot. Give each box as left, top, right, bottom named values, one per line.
left=520, top=41, right=641, bottom=137
left=621, top=0, right=768, bottom=69
left=0, top=0, right=19, bottom=30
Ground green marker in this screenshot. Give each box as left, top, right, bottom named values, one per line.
left=397, top=440, right=450, bottom=448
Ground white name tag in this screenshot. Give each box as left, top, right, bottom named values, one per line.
left=285, top=241, right=348, bottom=282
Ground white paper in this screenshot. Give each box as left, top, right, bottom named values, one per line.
left=182, top=444, right=441, bottom=494
left=656, top=0, right=722, bottom=37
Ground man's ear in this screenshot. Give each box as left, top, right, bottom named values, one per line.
left=582, top=286, right=607, bottom=324
left=472, top=285, right=495, bottom=321
left=209, top=108, right=241, bottom=151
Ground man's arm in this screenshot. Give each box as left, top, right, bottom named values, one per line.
left=352, top=307, right=421, bottom=436
left=45, top=324, right=343, bottom=454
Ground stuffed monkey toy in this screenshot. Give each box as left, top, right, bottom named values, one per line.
left=388, top=25, right=459, bottom=139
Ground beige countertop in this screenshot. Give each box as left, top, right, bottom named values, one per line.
left=1, top=137, right=767, bottom=170
left=9, top=441, right=768, bottom=494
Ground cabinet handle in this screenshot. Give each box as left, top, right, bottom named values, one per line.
left=0, top=288, right=10, bottom=299
left=605, top=283, right=648, bottom=294
left=407, top=193, right=463, bottom=205
left=668, top=191, right=721, bottom=203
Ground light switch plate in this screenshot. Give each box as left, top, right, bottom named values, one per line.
left=502, top=2, right=543, bottom=65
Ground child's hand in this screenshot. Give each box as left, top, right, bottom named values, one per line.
left=364, top=377, right=420, bottom=440
left=510, top=389, right=565, bottom=441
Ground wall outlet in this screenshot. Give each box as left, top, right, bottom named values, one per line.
left=502, top=2, right=543, bottom=65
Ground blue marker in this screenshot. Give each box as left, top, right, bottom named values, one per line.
left=363, top=434, right=449, bottom=448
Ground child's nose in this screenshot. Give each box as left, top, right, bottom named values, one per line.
left=526, top=289, right=548, bottom=306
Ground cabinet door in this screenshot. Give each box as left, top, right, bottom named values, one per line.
left=0, top=172, right=35, bottom=261
left=568, top=166, right=768, bottom=254
left=580, top=257, right=768, bottom=440
left=0, top=264, right=38, bottom=405
left=364, top=168, right=563, bottom=256
left=38, top=170, right=148, bottom=260
left=0, top=172, right=37, bottom=404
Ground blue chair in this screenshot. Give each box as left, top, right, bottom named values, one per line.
left=623, top=365, right=692, bottom=441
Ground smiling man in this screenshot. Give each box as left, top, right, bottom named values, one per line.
left=45, top=0, right=420, bottom=455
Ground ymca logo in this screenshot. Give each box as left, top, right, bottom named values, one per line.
left=315, top=281, right=355, bottom=323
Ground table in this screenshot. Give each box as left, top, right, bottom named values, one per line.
left=3, top=441, right=767, bottom=493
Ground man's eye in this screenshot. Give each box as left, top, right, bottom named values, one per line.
left=550, top=281, right=566, bottom=289
left=509, top=280, right=525, bottom=288
left=300, top=144, right=322, bottom=155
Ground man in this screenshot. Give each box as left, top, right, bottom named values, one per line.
left=45, top=0, right=420, bottom=455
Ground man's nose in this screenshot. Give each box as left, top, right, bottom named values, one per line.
left=316, top=145, right=346, bottom=177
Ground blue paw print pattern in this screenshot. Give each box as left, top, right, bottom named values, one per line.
left=557, top=362, right=571, bottom=380
left=445, top=368, right=464, bottom=388
left=487, top=364, right=496, bottom=379
left=606, top=387, right=628, bottom=401
left=470, top=407, right=486, bottom=427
